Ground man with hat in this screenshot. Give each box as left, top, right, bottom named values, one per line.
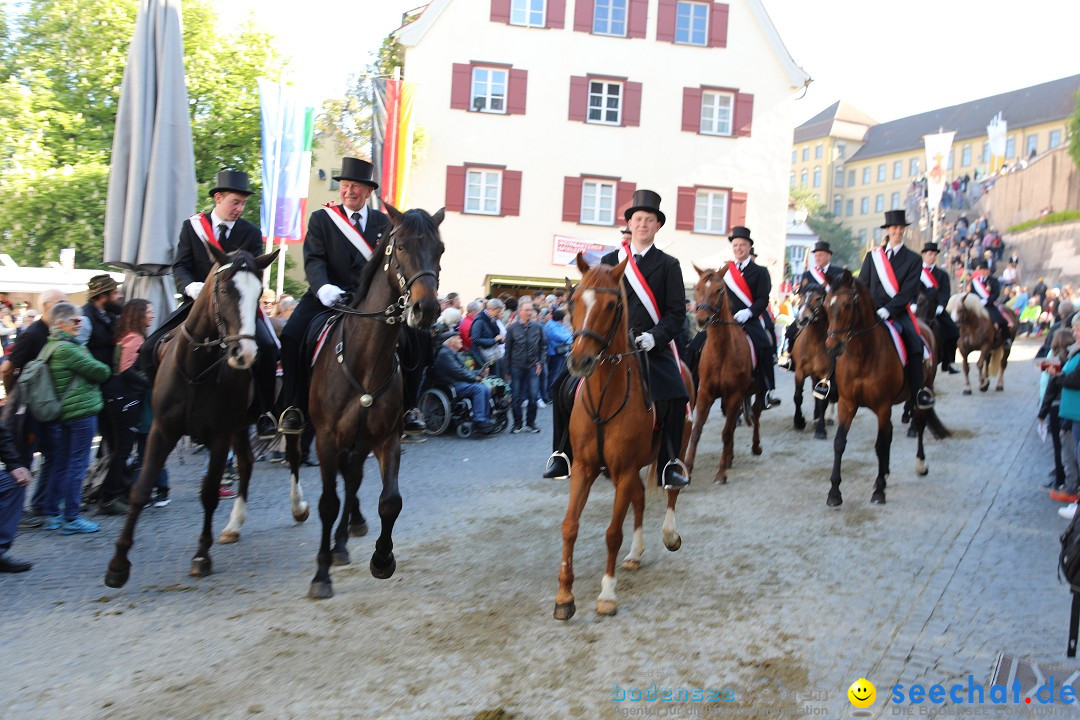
left=920, top=242, right=960, bottom=373
left=860, top=210, right=935, bottom=409
left=969, top=259, right=1011, bottom=346
left=544, top=190, right=691, bottom=489
left=781, top=240, right=845, bottom=367
left=724, top=226, right=781, bottom=408
left=276, top=157, right=428, bottom=436
left=429, top=328, right=496, bottom=434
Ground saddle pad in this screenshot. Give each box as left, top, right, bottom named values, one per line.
left=307, top=313, right=340, bottom=368
left=884, top=322, right=933, bottom=366
left=746, top=335, right=757, bottom=370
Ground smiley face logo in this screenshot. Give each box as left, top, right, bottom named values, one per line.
left=847, top=678, right=876, bottom=708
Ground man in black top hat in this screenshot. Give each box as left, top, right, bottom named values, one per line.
left=781, top=240, right=845, bottom=367
left=544, top=190, right=691, bottom=489
left=859, top=210, right=934, bottom=409
left=276, top=157, right=428, bottom=435
left=725, top=226, right=781, bottom=408
left=919, top=242, right=960, bottom=373
left=969, top=260, right=1010, bottom=343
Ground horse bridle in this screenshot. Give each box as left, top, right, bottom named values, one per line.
left=696, top=278, right=742, bottom=328
left=333, top=226, right=439, bottom=324
left=180, top=258, right=260, bottom=352
left=799, top=287, right=827, bottom=327
left=569, top=286, right=630, bottom=361
left=825, top=286, right=882, bottom=353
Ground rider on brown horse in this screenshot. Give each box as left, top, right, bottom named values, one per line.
left=919, top=242, right=960, bottom=374
left=725, top=226, right=781, bottom=408
left=859, top=210, right=935, bottom=410
left=969, top=260, right=1012, bottom=351
left=543, top=190, right=691, bottom=489
left=781, top=239, right=844, bottom=368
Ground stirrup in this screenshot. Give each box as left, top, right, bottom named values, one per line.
left=812, top=379, right=831, bottom=400
left=661, top=459, right=691, bottom=490
left=544, top=451, right=570, bottom=480
left=278, top=407, right=306, bottom=435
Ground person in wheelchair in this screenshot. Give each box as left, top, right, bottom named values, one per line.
left=429, top=329, right=496, bottom=434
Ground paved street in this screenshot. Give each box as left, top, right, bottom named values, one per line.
left=1, top=339, right=1073, bottom=720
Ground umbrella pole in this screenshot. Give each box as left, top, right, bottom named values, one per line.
left=276, top=241, right=287, bottom=298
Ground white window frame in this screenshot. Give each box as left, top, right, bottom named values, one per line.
left=1050, top=130, right=1062, bottom=149
left=674, top=1, right=709, bottom=46
left=580, top=180, right=617, bottom=225
left=693, top=189, right=729, bottom=234
left=862, top=167, right=871, bottom=185
left=510, top=0, right=546, bottom=27
left=592, top=0, right=627, bottom=36
left=587, top=79, right=622, bottom=125
left=892, top=160, right=902, bottom=179
left=470, top=67, right=508, bottom=114
left=700, top=91, right=733, bottom=136
left=465, top=168, right=502, bottom=216
left=876, top=163, right=886, bottom=182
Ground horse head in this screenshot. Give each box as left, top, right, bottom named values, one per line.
left=381, top=202, right=446, bottom=329
left=798, top=285, right=827, bottom=328
left=824, top=269, right=872, bottom=358
left=948, top=292, right=986, bottom=325
left=692, top=263, right=733, bottom=328
left=203, top=245, right=279, bottom=370
left=566, top=252, right=628, bottom=379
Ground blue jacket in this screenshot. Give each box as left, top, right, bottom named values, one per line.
left=1059, top=353, right=1080, bottom=421
left=545, top=319, right=573, bottom=357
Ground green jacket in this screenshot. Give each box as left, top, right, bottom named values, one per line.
left=43, top=330, right=112, bottom=422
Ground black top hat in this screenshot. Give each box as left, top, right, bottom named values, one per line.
left=728, top=226, right=753, bottom=245
left=619, top=226, right=631, bottom=235
left=921, top=242, right=940, bottom=254
left=812, top=240, right=832, bottom=254
left=881, top=209, right=911, bottom=228
left=87, top=274, right=119, bottom=297
left=333, top=157, right=379, bottom=189
left=209, top=170, right=254, bottom=198
left=623, top=189, right=665, bottom=226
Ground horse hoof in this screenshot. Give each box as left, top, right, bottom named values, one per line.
left=814, top=429, right=827, bottom=440
left=827, top=492, right=842, bottom=508
left=218, top=530, right=239, bottom=544
left=916, top=459, right=929, bottom=476
left=793, top=416, right=806, bottom=431
left=596, top=599, right=618, bottom=616
left=331, top=549, right=351, bottom=566
left=995, top=386, right=1004, bottom=392
left=621, top=559, right=641, bottom=571
left=906, top=425, right=917, bottom=438
left=553, top=601, right=576, bottom=621
left=104, top=567, right=130, bottom=589
left=870, top=491, right=886, bottom=505
left=350, top=521, right=368, bottom=538
left=292, top=504, right=310, bottom=523
left=714, top=473, right=727, bottom=485
left=752, top=445, right=763, bottom=456
left=308, top=581, right=334, bottom=600
left=370, top=554, right=396, bottom=579
left=979, top=383, right=989, bottom=393
left=189, top=557, right=212, bottom=578
left=962, top=388, right=972, bottom=396
left=826, top=418, right=835, bottom=426
left=664, top=534, right=682, bottom=552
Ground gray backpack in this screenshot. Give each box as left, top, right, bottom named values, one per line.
left=16, top=343, right=80, bottom=422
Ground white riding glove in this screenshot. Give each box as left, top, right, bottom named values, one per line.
left=876, top=308, right=891, bottom=320
left=733, top=309, right=752, bottom=324
left=635, top=332, right=656, bottom=351
left=935, top=305, right=944, bottom=316
left=980, top=297, right=988, bottom=306
left=185, top=282, right=204, bottom=299
left=317, top=284, right=345, bottom=307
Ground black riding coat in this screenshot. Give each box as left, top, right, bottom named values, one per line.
left=726, top=260, right=774, bottom=352
left=798, top=264, right=845, bottom=294
left=922, top=264, right=952, bottom=310
left=173, top=214, right=263, bottom=292
left=859, top=244, right=921, bottom=319
left=302, top=205, right=391, bottom=295
left=600, top=245, right=687, bottom=402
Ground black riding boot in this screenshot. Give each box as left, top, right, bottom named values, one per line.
left=543, top=368, right=573, bottom=479
left=277, top=335, right=305, bottom=434
left=398, top=326, right=431, bottom=435
left=657, top=400, right=689, bottom=489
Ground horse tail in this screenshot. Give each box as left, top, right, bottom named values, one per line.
left=988, top=346, right=1003, bottom=375
left=925, top=407, right=951, bottom=439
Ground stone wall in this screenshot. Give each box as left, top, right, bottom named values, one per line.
left=1005, top=220, right=1080, bottom=289
left=980, top=145, right=1080, bottom=230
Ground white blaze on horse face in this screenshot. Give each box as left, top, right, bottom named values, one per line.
left=582, top=288, right=597, bottom=325
left=231, top=269, right=262, bottom=368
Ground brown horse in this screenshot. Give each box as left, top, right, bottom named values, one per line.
left=684, top=263, right=762, bottom=484
left=791, top=285, right=835, bottom=440
left=554, top=254, right=694, bottom=620
left=947, top=292, right=1017, bottom=394
left=298, top=203, right=444, bottom=600
left=105, top=247, right=279, bottom=587
left=823, top=271, right=949, bottom=507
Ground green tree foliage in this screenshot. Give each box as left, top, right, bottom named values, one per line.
left=1069, top=89, right=1080, bottom=171
left=789, top=188, right=860, bottom=270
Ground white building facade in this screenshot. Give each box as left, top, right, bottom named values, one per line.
left=396, top=0, right=809, bottom=297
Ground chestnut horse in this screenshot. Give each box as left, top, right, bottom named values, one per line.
left=947, top=292, right=1016, bottom=395
left=105, top=247, right=279, bottom=587
left=555, top=254, right=694, bottom=620
left=298, top=204, right=444, bottom=600
left=791, top=285, right=835, bottom=440
left=823, top=271, right=949, bottom=507
left=684, top=263, right=762, bottom=484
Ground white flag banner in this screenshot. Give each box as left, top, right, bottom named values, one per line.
left=986, top=112, right=1007, bottom=173
left=924, top=131, right=956, bottom=213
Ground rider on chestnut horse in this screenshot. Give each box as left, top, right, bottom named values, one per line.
left=918, top=242, right=960, bottom=374
left=781, top=239, right=844, bottom=368
left=969, top=260, right=1013, bottom=351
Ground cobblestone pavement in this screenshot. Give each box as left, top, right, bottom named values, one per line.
left=1, top=339, right=1072, bottom=720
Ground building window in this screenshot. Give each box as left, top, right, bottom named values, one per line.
left=858, top=228, right=867, bottom=245
left=471, top=67, right=508, bottom=113
left=845, top=199, right=853, bottom=217
left=675, top=1, right=708, bottom=45
left=800, top=169, right=807, bottom=188
left=802, top=147, right=809, bottom=162
left=581, top=180, right=616, bottom=225
left=836, top=142, right=847, bottom=160
left=873, top=227, right=883, bottom=242
left=694, top=189, right=729, bottom=234
left=892, top=160, right=902, bottom=179
left=700, top=91, right=733, bottom=136
left=961, top=145, right=971, bottom=166
left=848, top=169, right=855, bottom=186
left=592, top=0, right=627, bottom=35
left=329, top=169, right=340, bottom=191
left=833, top=197, right=842, bottom=216
left=890, top=192, right=900, bottom=210
left=1005, top=136, right=1015, bottom=159
left=860, top=197, right=869, bottom=215
left=1026, top=134, right=1038, bottom=158
left=789, top=173, right=795, bottom=189
left=791, top=150, right=797, bottom=164
left=982, top=142, right=989, bottom=163
left=862, top=167, right=870, bottom=185
left=836, top=170, right=844, bottom=188
left=465, top=169, right=502, bottom=215
left=510, top=0, right=546, bottom=26
left=1050, top=130, right=1062, bottom=149
left=815, top=143, right=822, bottom=159
left=812, top=167, right=821, bottom=188
left=877, top=163, right=886, bottom=182
left=874, top=194, right=884, bottom=212
left=588, top=80, right=622, bottom=125
left=909, top=158, right=918, bottom=177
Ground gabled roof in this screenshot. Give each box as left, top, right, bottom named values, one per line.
left=847, top=73, right=1080, bottom=162
left=794, top=100, right=877, bottom=143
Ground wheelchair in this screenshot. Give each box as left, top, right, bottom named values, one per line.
left=419, top=376, right=511, bottom=438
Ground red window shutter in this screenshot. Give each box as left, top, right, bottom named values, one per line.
left=568, top=76, right=588, bottom=122
left=446, top=166, right=466, bottom=213
left=507, top=69, right=528, bottom=115
left=676, top=186, right=696, bottom=232
left=573, top=0, right=593, bottom=32
left=490, top=0, right=511, bottom=23
left=547, top=0, right=566, bottom=28
left=681, top=87, right=702, bottom=132
left=622, top=81, right=642, bottom=127
left=451, top=64, right=472, bottom=111
left=734, top=92, right=754, bottom=137
left=656, top=0, right=677, bottom=42
left=562, top=176, right=584, bottom=222
left=709, top=3, right=729, bottom=47
left=729, top=191, right=747, bottom=229
left=615, top=181, right=637, bottom=224
left=627, top=0, right=649, bottom=38
left=502, top=170, right=523, bottom=216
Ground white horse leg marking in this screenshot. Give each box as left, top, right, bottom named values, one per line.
left=598, top=573, right=617, bottom=603
left=622, top=527, right=645, bottom=566
left=219, top=496, right=247, bottom=542
left=662, top=508, right=678, bottom=548
left=290, top=471, right=309, bottom=519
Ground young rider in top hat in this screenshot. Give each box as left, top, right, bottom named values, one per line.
left=859, top=210, right=935, bottom=409
left=781, top=240, right=844, bottom=368
left=920, top=242, right=960, bottom=373
left=726, top=227, right=781, bottom=408
left=543, top=190, right=691, bottom=489
left=276, top=157, right=428, bottom=436
left=969, top=259, right=1011, bottom=348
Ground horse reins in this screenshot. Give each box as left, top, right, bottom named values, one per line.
left=696, top=280, right=742, bottom=328
left=177, top=258, right=262, bottom=384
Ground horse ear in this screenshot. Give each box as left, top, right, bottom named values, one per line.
left=612, top=256, right=628, bottom=282
left=208, top=244, right=229, bottom=266
left=575, top=252, right=591, bottom=275
left=382, top=201, right=403, bottom=224
left=431, top=207, right=445, bottom=227
left=255, top=250, right=280, bottom=271
left=564, top=277, right=573, bottom=298
left=693, top=263, right=708, bottom=278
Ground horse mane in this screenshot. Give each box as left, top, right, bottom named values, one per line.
left=349, top=208, right=443, bottom=308
left=946, top=292, right=989, bottom=320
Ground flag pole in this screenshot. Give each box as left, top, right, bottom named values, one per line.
left=264, top=82, right=286, bottom=292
